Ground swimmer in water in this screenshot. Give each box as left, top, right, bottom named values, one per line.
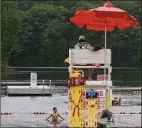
left=46, top=107, right=64, bottom=125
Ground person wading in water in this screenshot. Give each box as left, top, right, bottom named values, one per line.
left=46, top=107, right=64, bottom=127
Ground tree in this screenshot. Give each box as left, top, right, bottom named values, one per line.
left=2, top=1, right=141, bottom=67
left=1, top=1, right=22, bottom=74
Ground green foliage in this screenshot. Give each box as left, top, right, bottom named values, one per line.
left=1, top=1, right=141, bottom=69
left=1, top=1, right=22, bottom=73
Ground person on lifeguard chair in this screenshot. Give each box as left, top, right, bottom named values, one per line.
left=74, top=35, right=103, bottom=51
left=74, top=35, right=103, bottom=80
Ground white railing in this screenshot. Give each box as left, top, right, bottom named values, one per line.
left=1, top=80, right=68, bottom=85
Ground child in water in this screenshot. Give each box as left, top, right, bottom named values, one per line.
left=46, top=107, right=64, bottom=125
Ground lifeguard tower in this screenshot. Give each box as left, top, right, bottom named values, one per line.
left=68, top=49, right=112, bottom=127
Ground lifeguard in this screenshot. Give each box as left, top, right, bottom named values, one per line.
left=74, top=35, right=103, bottom=80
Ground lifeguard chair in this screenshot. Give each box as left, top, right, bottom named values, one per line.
left=68, top=49, right=113, bottom=111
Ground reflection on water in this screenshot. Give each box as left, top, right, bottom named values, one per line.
left=1, top=93, right=141, bottom=127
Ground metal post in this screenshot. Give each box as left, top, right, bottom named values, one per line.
left=104, top=24, right=111, bottom=110
left=42, top=80, right=44, bottom=96
left=104, top=24, right=107, bottom=86
left=49, top=80, right=52, bottom=96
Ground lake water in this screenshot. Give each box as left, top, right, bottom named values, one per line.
left=1, top=93, right=141, bottom=127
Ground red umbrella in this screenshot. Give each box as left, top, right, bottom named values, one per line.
left=70, top=1, right=139, bottom=85
left=70, top=1, right=139, bottom=32
left=70, top=1, right=139, bottom=50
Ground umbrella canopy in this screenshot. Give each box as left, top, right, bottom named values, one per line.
left=70, top=1, right=139, bottom=32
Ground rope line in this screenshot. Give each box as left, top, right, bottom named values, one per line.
left=1, top=112, right=141, bottom=115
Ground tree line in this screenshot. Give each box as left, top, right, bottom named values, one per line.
left=1, top=1, right=141, bottom=75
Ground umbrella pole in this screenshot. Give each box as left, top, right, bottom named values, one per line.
left=104, top=25, right=107, bottom=86
left=104, top=25, right=111, bottom=111
left=104, top=24, right=107, bottom=110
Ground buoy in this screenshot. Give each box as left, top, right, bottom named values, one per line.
left=33, top=112, right=45, bottom=114
left=134, top=91, right=142, bottom=95
left=5, top=112, right=8, bottom=115
left=113, top=112, right=141, bottom=114
left=1, top=112, right=11, bottom=115
left=96, top=112, right=142, bottom=115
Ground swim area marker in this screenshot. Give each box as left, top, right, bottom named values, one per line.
left=1, top=112, right=142, bottom=115
left=68, top=70, right=98, bottom=127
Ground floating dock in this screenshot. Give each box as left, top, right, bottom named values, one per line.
left=7, top=72, right=53, bottom=96
left=7, top=86, right=52, bottom=96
